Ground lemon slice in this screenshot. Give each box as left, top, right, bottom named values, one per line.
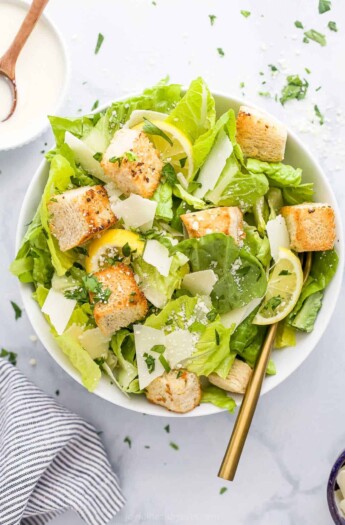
left=253, top=247, right=303, bottom=325
left=133, top=119, right=194, bottom=180
left=85, top=229, right=144, bottom=273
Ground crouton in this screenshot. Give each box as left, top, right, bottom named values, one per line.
left=146, top=369, right=201, bottom=413
left=209, top=359, right=252, bottom=394
left=48, top=185, right=116, bottom=252
left=181, top=207, right=245, bottom=244
left=236, top=105, right=287, bottom=162
left=101, top=128, right=163, bottom=198
left=281, top=203, right=336, bottom=252
left=92, top=264, right=148, bottom=336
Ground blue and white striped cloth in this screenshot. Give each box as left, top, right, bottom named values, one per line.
left=0, top=359, right=125, bottom=525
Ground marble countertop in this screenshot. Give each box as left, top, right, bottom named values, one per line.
left=1, top=1, right=345, bottom=523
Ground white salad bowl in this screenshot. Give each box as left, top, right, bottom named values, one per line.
left=16, top=92, right=344, bottom=417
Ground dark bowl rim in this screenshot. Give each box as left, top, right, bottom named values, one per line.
left=327, top=450, right=345, bottom=524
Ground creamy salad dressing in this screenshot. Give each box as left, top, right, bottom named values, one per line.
left=0, top=1, right=67, bottom=149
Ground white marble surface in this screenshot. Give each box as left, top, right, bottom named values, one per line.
left=1, top=0, right=345, bottom=523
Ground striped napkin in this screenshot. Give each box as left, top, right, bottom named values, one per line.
left=0, top=358, right=125, bottom=525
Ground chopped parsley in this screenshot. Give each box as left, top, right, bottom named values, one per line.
left=125, top=151, right=138, bottom=162
left=143, top=118, right=173, bottom=145
left=95, top=33, right=104, bottom=54
left=318, top=0, right=331, bottom=14
left=143, top=353, right=155, bottom=374
left=176, top=370, right=183, bottom=379
left=179, top=157, right=187, bottom=168
left=164, top=424, right=170, bottom=433
left=304, top=29, right=327, bottom=46
left=315, top=86, right=322, bottom=91
left=264, top=296, right=282, bottom=312
left=206, top=309, right=217, bottom=322
left=217, top=47, right=225, bottom=57
left=280, top=75, right=309, bottom=105
left=328, top=21, right=338, bottom=32
left=209, top=14, right=216, bottom=26
left=162, top=163, right=177, bottom=185
left=305, top=67, right=311, bottom=74
left=91, top=99, right=99, bottom=111
left=268, top=64, right=278, bottom=72
left=215, top=329, right=220, bottom=346
left=220, top=487, right=228, bottom=495
left=93, top=152, right=103, bottom=162
left=11, top=301, right=22, bottom=320
left=64, top=274, right=111, bottom=304
left=0, top=348, right=17, bottom=366
left=170, top=442, right=179, bottom=450
left=294, top=21, right=304, bottom=29
left=239, top=81, right=245, bottom=88
left=108, top=156, right=122, bottom=165
left=159, top=354, right=171, bottom=373
left=240, top=10, right=251, bottom=18
left=124, top=436, right=132, bottom=448
left=258, top=91, right=271, bottom=97
left=151, top=344, right=166, bottom=354
left=314, top=105, right=324, bottom=125
left=279, top=270, right=291, bottom=276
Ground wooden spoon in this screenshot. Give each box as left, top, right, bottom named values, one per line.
left=0, top=0, right=49, bottom=122
left=218, top=252, right=312, bottom=481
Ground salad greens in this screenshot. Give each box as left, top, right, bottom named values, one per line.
left=11, top=77, right=338, bottom=414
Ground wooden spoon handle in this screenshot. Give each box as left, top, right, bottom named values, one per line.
left=0, top=0, right=49, bottom=79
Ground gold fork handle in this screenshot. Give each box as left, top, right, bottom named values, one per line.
left=218, top=323, right=278, bottom=481
left=0, top=0, right=49, bottom=79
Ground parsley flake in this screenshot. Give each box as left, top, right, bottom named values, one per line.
left=209, top=14, right=216, bottom=26
left=91, top=99, right=99, bottom=111
left=95, top=33, right=104, bottom=54
left=268, top=64, right=278, bottom=72
left=0, top=348, right=17, bottom=366
left=125, top=151, right=138, bottom=162
left=220, top=487, right=228, bottom=495
left=318, top=0, right=331, bottom=14
left=124, top=436, right=132, bottom=448
left=64, top=274, right=111, bottom=304
left=304, top=29, right=327, bottom=46
left=314, top=105, right=324, bottom=125
left=143, top=353, right=155, bottom=374
left=170, top=442, right=179, bottom=450
left=280, top=75, right=309, bottom=105
left=164, top=424, right=170, bottom=433
left=215, top=329, right=220, bottom=346
left=159, top=354, right=171, bottom=373
left=217, top=47, right=225, bottom=57
left=162, top=163, right=177, bottom=185
left=279, top=270, right=292, bottom=276
left=240, top=10, right=251, bottom=18
left=93, top=152, right=102, bottom=162
left=328, top=21, right=338, bottom=32
left=151, top=344, right=166, bottom=354
left=295, top=21, right=304, bottom=29
left=11, top=301, right=22, bottom=320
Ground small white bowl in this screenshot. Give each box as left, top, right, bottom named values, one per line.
left=16, top=92, right=344, bottom=417
left=0, top=0, right=69, bottom=151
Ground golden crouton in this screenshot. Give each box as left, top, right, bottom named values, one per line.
left=48, top=185, right=116, bottom=252
left=181, top=207, right=245, bottom=244
left=236, top=105, right=287, bottom=162
left=281, top=203, right=336, bottom=252
left=101, top=128, right=163, bottom=198
left=209, top=359, right=252, bottom=394
left=92, top=264, right=148, bottom=336
left=146, top=369, right=201, bottom=414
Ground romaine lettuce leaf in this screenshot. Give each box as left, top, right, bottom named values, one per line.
left=109, top=330, right=140, bottom=393
left=153, top=182, right=174, bottom=221
left=55, top=325, right=101, bottom=392
left=290, top=291, right=323, bottom=333
left=201, top=385, right=236, bottom=413
left=165, top=77, right=216, bottom=143
left=246, top=158, right=302, bottom=187
left=173, top=184, right=208, bottom=210
left=175, top=233, right=267, bottom=314
left=48, top=115, right=94, bottom=148
left=242, top=225, right=271, bottom=268
left=282, top=183, right=314, bottom=205
left=145, top=295, right=200, bottom=332
left=275, top=321, right=296, bottom=349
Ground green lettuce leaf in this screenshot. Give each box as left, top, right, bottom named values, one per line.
left=275, top=321, right=296, bottom=349
left=288, top=250, right=338, bottom=332
left=173, top=184, right=208, bottom=209
left=242, top=225, right=271, bottom=268
left=48, top=115, right=94, bottom=148
left=165, top=77, right=216, bottom=143
left=201, top=385, right=236, bottom=413
left=110, top=330, right=140, bottom=393
left=55, top=325, right=101, bottom=392
left=205, top=154, right=269, bottom=208
left=187, top=321, right=234, bottom=378
left=145, top=295, right=200, bottom=331
left=153, top=182, right=174, bottom=221
left=282, top=183, right=314, bottom=205
left=175, top=233, right=267, bottom=314
left=267, top=187, right=284, bottom=219
left=253, top=196, right=269, bottom=235
left=246, top=158, right=302, bottom=187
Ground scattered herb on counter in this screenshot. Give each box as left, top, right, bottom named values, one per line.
left=209, top=14, right=216, bottom=26
left=217, top=47, right=225, bottom=57
left=314, top=105, right=324, bottom=125
left=328, top=21, right=338, bottom=31
left=304, top=29, right=327, bottom=46
left=152, top=1, right=156, bottom=5
left=239, top=81, right=245, bottom=88
left=316, top=86, right=322, bottom=91
left=91, top=99, right=99, bottom=111
left=95, top=33, right=104, bottom=54
left=318, top=0, right=331, bottom=14
left=124, top=436, right=132, bottom=448
left=258, top=91, right=271, bottom=97
left=240, top=10, right=251, bottom=18
left=268, top=64, right=278, bottom=72
left=164, top=424, right=170, bottom=433
left=170, top=442, right=179, bottom=450
left=295, top=21, right=304, bottom=29
left=305, top=67, right=311, bottom=74
left=0, top=348, right=17, bottom=366
left=280, top=75, right=309, bottom=105
left=143, top=118, right=173, bottom=146
left=220, top=487, right=228, bottom=495
left=10, top=301, right=22, bottom=320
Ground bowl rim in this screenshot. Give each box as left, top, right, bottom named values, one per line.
left=15, top=89, right=344, bottom=417
left=0, top=0, right=70, bottom=151
left=327, top=450, right=345, bottom=524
